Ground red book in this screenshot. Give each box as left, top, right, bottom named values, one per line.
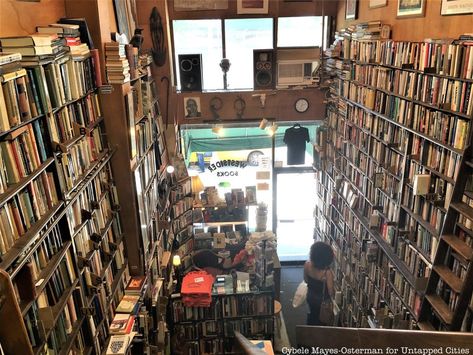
left=125, top=276, right=146, bottom=295
left=90, top=49, right=102, bottom=87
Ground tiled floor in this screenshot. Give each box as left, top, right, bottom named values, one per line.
left=279, top=265, right=308, bottom=347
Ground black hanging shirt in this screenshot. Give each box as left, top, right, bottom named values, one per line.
left=283, top=125, right=310, bottom=165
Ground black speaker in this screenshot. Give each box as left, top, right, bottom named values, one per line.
left=253, top=49, right=275, bottom=90
left=178, top=54, right=203, bottom=92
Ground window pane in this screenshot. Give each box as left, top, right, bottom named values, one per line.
left=173, top=20, right=223, bottom=91
left=277, top=17, right=323, bottom=47
left=225, top=18, right=273, bottom=90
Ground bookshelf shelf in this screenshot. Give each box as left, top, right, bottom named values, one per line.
left=451, top=202, right=473, bottom=221
left=107, top=258, right=128, bottom=303
left=345, top=98, right=465, bottom=155
left=441, top=235, right=473, bottom=261
left=433, top=265, right=463, bottom=293
left=347, top=78, right=472, bottom=120
left=20, top=241, right=73, bottom=316
left=0, top=113, right=46, bottom=139
left=62, top=148, right=112, bottom=198
left=31, top=278, right=81, bottom=355
left=409, top=158, right=455, bottom=185
left=0, top=202, right=64, bottom=271
left=0, top=157, right=55, bottom=207
left=321, top=33, right=473, bottom=332
left=58, top=315, right=86, bottom=355
left=354, top=60, right=473, bottom=84
left=425, top=294, right=453, bottom=325
left=400, top=205, right=439, bottom=238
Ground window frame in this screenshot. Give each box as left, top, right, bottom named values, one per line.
left=171, top=16, right=331, bottom=92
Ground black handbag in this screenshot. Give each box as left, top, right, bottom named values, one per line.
left=319, top=271, right=334, bottom=325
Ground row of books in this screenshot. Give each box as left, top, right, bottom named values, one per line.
left=411, top=139, right=461, bottom=181
left=396, top=238, right=432, bottom=279
left=170, top=177, right=192, bottom=204
left=0, top=122, right=49, bottom=190
left=49, top=92, right=101, bottom=144
left=402, top=219, right=439, bottom=264
left=331, top=176, right=422, bottom=309
left=0, top=170, right=59, bottom=252
left=347, top=39, right=473, bottom=80
left=135, top=115, right=154, bottom=158
left=56, top=128, right=105, bottom=193
left=344, top=82, right=470, bottom=151
left=352, top=64, right=473, bottom=116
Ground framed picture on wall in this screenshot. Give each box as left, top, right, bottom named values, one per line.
left=346, top=0, right=358, bottom=20
left=237, top=0, right=269, bottom=14
left=397, top=0, right=425, bottom=17
left=184, top=97, right=202, bottom=118
left=370, top=0, right=388, bottom=8
left=441, top=0, right=473, bottom=15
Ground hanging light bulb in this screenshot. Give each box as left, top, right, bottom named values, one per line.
left=212, top=124, right=224, bottom=136
left=267, top=123, right=278, bottom=136
left=259, top=118, right=268, bottom=130
left=166, top=165, right=175, bottom=174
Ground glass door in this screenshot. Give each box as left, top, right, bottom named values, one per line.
left=275, top=170, right=316, bottom=262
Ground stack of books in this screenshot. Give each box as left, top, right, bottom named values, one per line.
left=0, top=52, right=22, bottom=76
left=352, top=21, right=391, bottom=40
left=105, top=42, right=130, bottom=84
left=37, top=23, right=90, bottom=59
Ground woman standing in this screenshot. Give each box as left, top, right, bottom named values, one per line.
left=304, top=242, right=335, bottom=325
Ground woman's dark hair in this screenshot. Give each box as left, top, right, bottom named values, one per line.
left=310, top=242, right=334, bottom=269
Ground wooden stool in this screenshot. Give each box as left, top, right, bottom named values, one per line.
left=274, top=300, right=282, bottom=338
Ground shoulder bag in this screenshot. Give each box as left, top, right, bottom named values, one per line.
left=319, top=270, right=334, bottom=325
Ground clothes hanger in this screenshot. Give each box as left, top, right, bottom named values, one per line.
left=293, top=123, right=301, bottom=128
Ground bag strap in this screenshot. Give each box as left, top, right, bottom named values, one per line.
left=322, top=270, right=331, bottom=300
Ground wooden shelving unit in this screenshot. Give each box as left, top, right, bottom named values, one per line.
left=316, top=31, right=473, bottom=331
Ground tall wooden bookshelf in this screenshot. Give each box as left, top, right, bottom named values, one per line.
left=316, top=32, right=473, bottom=331
left=0, top=46, right=130, bottom=354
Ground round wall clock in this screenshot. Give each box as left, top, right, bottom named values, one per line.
left=295, top=98, right=309, bottom=113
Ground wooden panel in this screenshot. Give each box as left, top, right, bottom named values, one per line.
left=296, top=326, right=473, bottom=349
left=0, top=0, right=66, bottom=36
left=433, top=265, right=463, bottom=293
left=426, top=294, right=454, bottom=324
left=0, top=270, right=33, bottom=355
left=176, top=89, right=326, bottom=125
left=442, top=234, right=473, bottom=261
left=336, top=0, right=473, bottom=41
left=168, top=0, right=337, bottom=20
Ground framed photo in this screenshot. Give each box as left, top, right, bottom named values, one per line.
left=237, top=0, right=269, bottom=14
left=346, top=0, right=358, bottom=20
left=441, top=0, right=473, bottom=15
left=370, top=0, right=387, bottom=8
left=184, top=97, right=201, bottom=118
left=397, top=0, right=425, bottom=18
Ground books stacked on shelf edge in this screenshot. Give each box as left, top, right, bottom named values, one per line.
left=110, top=313, right=135, bottom=335
left=124, top=276, right=147, bottom=296
left=105, top=42, right=130, bottom=84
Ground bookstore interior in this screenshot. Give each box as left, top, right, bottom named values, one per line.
left=0, top=0, right=473, bottom=354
